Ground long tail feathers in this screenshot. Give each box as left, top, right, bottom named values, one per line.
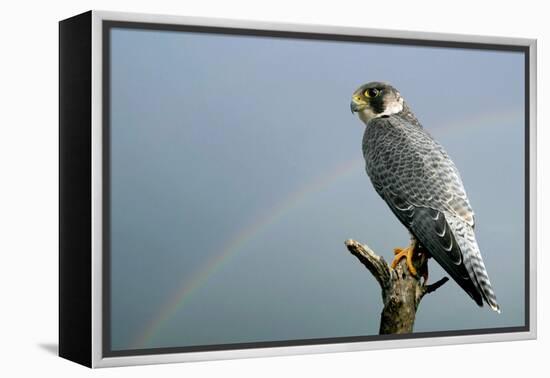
left=447, top=215, right=501, bottom=313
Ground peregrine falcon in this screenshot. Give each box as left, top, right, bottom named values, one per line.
left=350, top=81, right=500, bottom=312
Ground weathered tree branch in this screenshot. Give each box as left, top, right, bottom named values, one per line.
left=344, top=239, right=391, bottom=292
left=345, top=239, right=448, bottom=334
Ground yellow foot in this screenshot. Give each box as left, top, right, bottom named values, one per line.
left=392, top=245, right=418, bottom=277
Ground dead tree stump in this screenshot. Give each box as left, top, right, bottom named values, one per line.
left=345, top=239, right=449, bottom=334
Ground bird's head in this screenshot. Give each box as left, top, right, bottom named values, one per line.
left=350, top=82, right=404, bottom=124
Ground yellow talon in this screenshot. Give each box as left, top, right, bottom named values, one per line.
left=391, top=245, right=418, bottom=277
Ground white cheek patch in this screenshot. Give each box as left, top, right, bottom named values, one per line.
left=380, top=96, right=404, bottom=117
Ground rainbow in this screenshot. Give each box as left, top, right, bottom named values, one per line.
left=131, top=156, right=364, bottom=348
left=130, top=108, right=523, bottom=349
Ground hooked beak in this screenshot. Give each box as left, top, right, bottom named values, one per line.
left=350, top=95, right=367, bottom=114
left=350, top=100, right=367, bottom=114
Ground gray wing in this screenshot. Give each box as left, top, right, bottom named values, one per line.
left=363, top=115, right=499, bottom=310
left=383, top=188, right=484, bottom=306
left=363, top=115, right=475, bottom=226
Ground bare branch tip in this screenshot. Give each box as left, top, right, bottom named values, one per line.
left=344, top=239, right=356, bottom=247
left=424, top=276, right=449, bottom=295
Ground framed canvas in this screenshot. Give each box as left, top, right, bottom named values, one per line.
left=59, top=10, right=537, bottom=368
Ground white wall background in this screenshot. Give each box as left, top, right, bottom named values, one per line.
left=0, top=0, right=545, bottom=376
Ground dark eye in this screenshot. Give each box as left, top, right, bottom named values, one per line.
left=364, top=88, right=380, bottom=98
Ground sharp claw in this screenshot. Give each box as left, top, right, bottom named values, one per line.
left=391, top=244, right=420, bottom=277
left=406, top=253, right=418, bottom=276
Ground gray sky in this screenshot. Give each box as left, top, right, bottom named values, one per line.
left=109, top=27, right=525, bottom=351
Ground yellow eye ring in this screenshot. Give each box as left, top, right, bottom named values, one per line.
left=364, top=88, right=380, bottom=98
